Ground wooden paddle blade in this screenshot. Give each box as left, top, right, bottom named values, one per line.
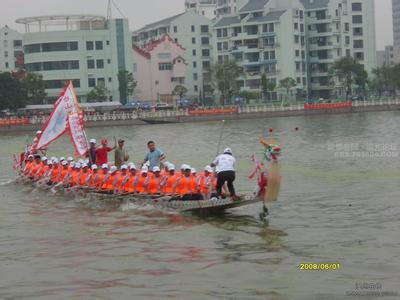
left=264, top=162, right=281, bottom=202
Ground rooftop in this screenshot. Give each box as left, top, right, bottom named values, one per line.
left=239, top=0, right=269, bottom=13
left=300, top=0, right=330, bottom=9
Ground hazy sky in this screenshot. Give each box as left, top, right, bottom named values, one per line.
left=0, top=0, right=393, bottom=50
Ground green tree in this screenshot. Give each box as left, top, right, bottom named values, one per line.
left=117, top=70, right=137, bottom=105
left=0, top=72, right=27, bottom=110
left=330, top=57, right=368, bottom=99
left=211, top=61, right=243, bottom=105
left=87, top=85, right=110, bottom=103
left=172, top=85, right=188, bottom=101
left=279, top=77, right=296, bottom=106
left=261, top=74, right=276, bottom=102
left=20, top=73, right=47, bottom=105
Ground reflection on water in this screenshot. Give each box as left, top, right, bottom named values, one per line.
left=1, top=111, right=400, bottom=299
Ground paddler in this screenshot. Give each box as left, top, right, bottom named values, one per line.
left=78, top=163, right=90, bottom=186
left=142, top=141, right=166, bottom=171
left=122, top=164, right=139, bottom=193
left=136, top=166, right=149, bottom=194
left=114, top=164, right=129, bottom=192
left=103, top=166, right=118, bottom=191
left=198, top=166, right=213, bottom=198
left=174, top=165, right=202, bottom=200
left=161, top=164, right=178, bottom=194
left=23, top=154, right=34, bottom=176
left=147, top=166, right=162, bottom=195
left=86, top=164, right=98, bottom=187
left=210, top=147, right=238, bottom=200
left=34, top=156, right=48, bottom=180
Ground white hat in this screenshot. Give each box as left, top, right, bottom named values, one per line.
left=191, top=168, right=197, bottom=174
left=28, top=154, right=34, bottom=159
left=109, top=166, right=118, bottom=173
left=121, top=164, right=128, bottom=170
left=84, top=159, right=89, bottom=164
left=60, top=157, right=65, bottom=161
left=153, top=166, right=161, bottom=172
left=145, top=161, right=150, bottom=167
left=91, top=164, right=98, bottom=170
left=50, top=156, right=57, bottom=161
left=129, top=164, right=137, bottom=170
left=204, top=166, right=213, bottom=173
left=224, top=147, right=233, bottom=154
left=180, top=164, right=186, bottom=170
left=41, top=156, right=48, bottom=161
left=82, top=163, right=88, bottom=168
left=61, top=160, right=68, bottom=166
left=36, top=130, right=42, bottom=135
left=74, top=162, right=81, bottom=168
left=47, top=161, right=53, bottom=165
left=168, top=164, right=175, bottom=171
left=78, top=159, right=84, bottom=164
left=164, top=162, right=170, bottom=167
left=141, top=166, right=148, bottom=173
left=101, top=163, right=109, bottom=169
left=89, top=138, right=96, bottom=144
left=184, top=164, right=191, bottom=170
left=69, top=162, right=74, bottom=167
left=53, top=158, right=59, bottom=164
left=67, top=157, right=74, bottom=162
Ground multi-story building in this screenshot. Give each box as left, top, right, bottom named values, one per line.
left=302, top=0, right=377, bottom=98
left=132, top=10, right=213, bottom=101
left=377, top=45, right=395, bottom=67
left=213, top=0, right=308, bottom=99
left=133, top=34, right=187, bottom=103
left=216, top=0, right=248, bottom=16
left=0, top=25, right=23, bottom=73
left=393, top=0, right=400, bottom=61
left=17, top=15, right=133, bottom=103
left=185, top=0, right=217, bottom=19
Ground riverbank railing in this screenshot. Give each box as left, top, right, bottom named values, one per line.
left=4, top=98, right=400, bottom=127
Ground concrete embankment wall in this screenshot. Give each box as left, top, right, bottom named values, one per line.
left=1, top=103, right=399, bottom=134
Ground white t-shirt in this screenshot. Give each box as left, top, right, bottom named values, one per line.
left=213, top=154, right=236, bottom=172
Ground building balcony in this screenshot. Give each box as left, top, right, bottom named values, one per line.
left=308, top=29, right=333, bottom=37
left=259, top=31, right=276, bottom=37
left=260, top=59, right=278, bottom=64
left=308, top=16, right=332, bottom=24
left=243, top=60, right=262, bottom=66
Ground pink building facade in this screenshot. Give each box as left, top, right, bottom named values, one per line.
left=133, top=34, right=187, bottom=104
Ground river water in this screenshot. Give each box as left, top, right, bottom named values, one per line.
left=0, top=111, right=399, bottom=299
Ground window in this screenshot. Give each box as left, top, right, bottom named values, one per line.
left=191, top=25, right=195, bottom=32
left=13, top=40, right=22, bottom=47
left=217, top=29, right=222, bottom=37
left=202, top=61, right=210, bottom=69
left=295, top=50, right=300, bottom=57
left=87, top=59, right=95, bottom=69
left=353, top=27, right=363, bottom=36
left=193, top=61, right=197, bottom=68
left=294, top=35, right=299, bottom=44
left=201, top=25, right=209, bottom=33
left=108, top=77, right=112, bottom=82
left=3, top=40, right=8, bottom=47
left=354, top=52, right=364, bottom=60
left=158, top=53, right=171, bottom=59
left=86, top=41, right=94, bottom=50
left=194, top=85, right=198, bottom=92
left=352, top=3, right=362, bottom=11
left=4, top=51, right=8, bottom=57
left=217, top=42, right=222, bottom=51
left=97, top=78, right=105, bottom=87
left=353, top=40, right=364, bottom=48
left=345, top=36, right=350, bottom=45
left=300, top=10, right=304, bottom=19
left=46, top=79, right=80, bottom=89
left=96, top=59, right=104, bottom=69
left=192, top=37, right=196, bottom=44
left=193, top=73, right=198, bottom=81
left=5, top=62, right=9, bottom=69
left=294, top=23, right=298, bottom=30
left=159, top=63, right=172, bottom=70
left=107, top=59, right=111, bottom=64
left=95, top=41, right=103, bottom=50
left=346, top=49, right=351, bottom=57
left=202, top=49, right=210, bottom=57
left=352, top=15, right=362, bottom=24
left=106, top=40, right=110, bottom=45
left=88, top=78, right=96, bottom=87
left=201, top=37, right=209, bottom=45
left=223, top=28, right=228, bottom=37
left=345, top=23, right=350, bottom=31
left=300, top=24, right=304, bottom=33
left=173, top=26, right=178, bottom=33
left=192, top=49, right=197, bottom=56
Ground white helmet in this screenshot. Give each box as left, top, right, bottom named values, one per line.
left=141, top=166, right=149, bottom=173
left=204, top=166, right=213, bottom=173
left=101, top=164, right=109, bottom=169
left=153, top=166, right=161, bottom=172
left=121, top=164, right=128, bottom=170
left=168, top=164, right=175, bottom=171
left=91, top=164, right=98, bottom=170
left=109, top=166, right=118, bottom=173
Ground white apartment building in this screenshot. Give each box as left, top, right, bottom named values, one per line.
left=17, top=15, right=133, bottom=103
left=216, top=0, right=248, bottom=16
left=302, top=0, right=377, bottom=98
left=377, top=45, right=395, bottom=67
left=185, top=0, right=218, bottom=19
left=213, top=0, right=308, bottom=99
left=132, top=10, right=214, bottom=100
left=392, top=0, right=400, bottom=62
left=0, top=26, right=23, bottom=73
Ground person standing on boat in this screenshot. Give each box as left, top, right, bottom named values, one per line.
left=142, top=141, right=166, bottom=170
left=211, top=148, right=238, bottom=200
left=115, top=139, right=129, bottom=169
left=87, top=139, right=97, bottom=166
left=96, top=139, right=116, bottom=166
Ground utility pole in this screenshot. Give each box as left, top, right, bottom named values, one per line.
left=106, top=0, right=112, bottom=20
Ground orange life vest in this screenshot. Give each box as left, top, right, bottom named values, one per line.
left=147, top=176, right=162, bottom=194
left=122, top=175, right=138, bottom=193
left=114, top=173, right=128, bottom=190
left=93, top=173, right=106, bottom=188
left=103, top=174, right=117, bottom=190
left=24, top=161, right=33, bottom=175
left=163, top=174, right=177, bottom=194
left=79, top=171, right=89, bottom=186
left=59, top=168, right=69, bottom=183
left=175, top=176, right=193, bottom=196
left=50, top=168, right=59, bottom=183
left=190, top=175, right=198, bottom=192
left=136, top=176, right=149, bottom=194
left=198, top=174, right=213, bottom=194
left=70, top=170, right=81, bottom=186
